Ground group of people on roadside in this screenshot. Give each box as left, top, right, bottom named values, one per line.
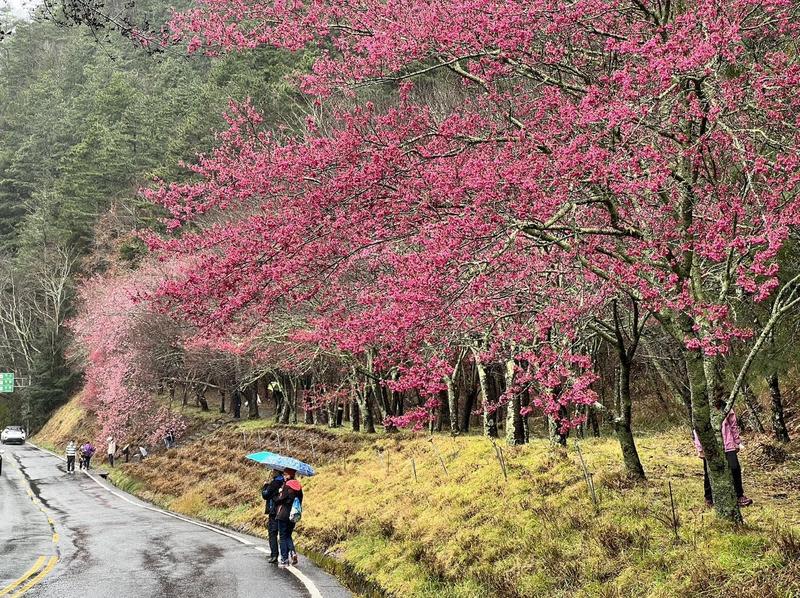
left=64, top=435, right=152, bottom=473
left=262, top=468, right=304, bottom=568
left=65, top=439, right=96, bottom=473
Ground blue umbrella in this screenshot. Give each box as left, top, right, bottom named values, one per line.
left=246, top=451, right=316, bottom=477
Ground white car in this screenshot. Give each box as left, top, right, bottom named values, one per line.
left=1, top=426, right=26, bottom=445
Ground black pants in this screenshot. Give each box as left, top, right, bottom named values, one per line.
left=67, top=456, right=75, bottom=472
left=703, top=451, right=744, bottom=501
left=108, top=453, right=115, bottom=467
left=268, top=516, right=279, bottom=559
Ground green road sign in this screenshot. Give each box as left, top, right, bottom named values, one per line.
left=0, top=372, right=14, bottom=393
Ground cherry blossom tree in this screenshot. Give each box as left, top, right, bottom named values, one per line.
left=71, top=264, right=187, bottom=444
left=153, top=0, right=800, bottom=521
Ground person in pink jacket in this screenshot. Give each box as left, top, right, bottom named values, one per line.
left=693, top=406, right=753, bottom=507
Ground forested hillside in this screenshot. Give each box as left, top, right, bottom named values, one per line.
left=0, top=5, right=308, bottom=428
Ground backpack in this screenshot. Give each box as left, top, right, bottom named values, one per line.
left=289, top=496, right=303, bottom=523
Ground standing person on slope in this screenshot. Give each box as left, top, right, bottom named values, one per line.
left=262, top=469, right=285, bottom=564
left=274, top=467, right=303, bottom=567
left=693, top=402, right=753, bottom=508
left=65, top=439, right=77, bottom=473
left=107, top=436, right=117, bottom=467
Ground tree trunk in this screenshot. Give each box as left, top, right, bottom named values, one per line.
left=504, top=359, right=525, bottom=445
left=273, top=389, right=284, bottom=423
left=247, top=385, right=260, bottom=419
left=767, top=372, right=791, bottom=443
left=355, top=386, right=375, bottom=433
left=548, top=415, right=566, bottom=446
left=461, top=387, right=476, bottom=433
left=614, top=362, right=645, bottom=478
left=437, top=389, right=448, bottom=432
left=350, top=399, right=360, bottom=432
left=218, top=388, right=226, bottom=414
left=474, top=355, right=498, bottom=438
left=521, top=387, right=531, bottom=443
left=741, top=383, right=765, bottom=434
left=195, top=387, right=209, bottom=412
left=444, top=374, right=460, bottom=435
left=686, top=351, right=741, bottom=522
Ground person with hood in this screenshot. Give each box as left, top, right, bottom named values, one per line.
left=274, top=467, right=303, bottom=567
left=65, top=439, right=77, bottom=473
left=261, top=469, right=285, bottom=563
left=693, top=403, right=753, bottom=507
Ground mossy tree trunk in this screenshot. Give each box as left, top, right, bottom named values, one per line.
left=685, top=350, right=742, bottom=522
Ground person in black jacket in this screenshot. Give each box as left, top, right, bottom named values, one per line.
left=261, top=470, right=285, bottom=563
left=274, top=467, right=303, bottom=567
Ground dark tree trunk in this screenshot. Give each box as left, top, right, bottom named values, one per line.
left=195, top=387, right=209, bottom=412
left=273, top=389, right=284, bottom=423
left=461, top=388, right=476, bottom=433
left=351, top=399, right=361, bottom=432
left=741, top=383, right=765, bottom=434
left=218, top=388, right=226, bottom=414
left=588, top=406, right=600, bottom=437
left=767, top=372, right=791, bottom=443
left=614, top=361, right=645, bottom=478
left=437, top=389, right=449, bottom=432
left=247, top=385, right=260, bottom=419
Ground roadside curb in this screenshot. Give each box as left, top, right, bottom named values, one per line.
left=27, top=441, right=342, bottom=598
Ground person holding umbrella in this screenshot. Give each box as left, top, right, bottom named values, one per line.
left=274, top=467, right=303, bottom=567
left=262, top=469, right=285, bottom=563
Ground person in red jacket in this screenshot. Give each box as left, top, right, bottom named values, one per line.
left=274, top=467, right=303, bottom=567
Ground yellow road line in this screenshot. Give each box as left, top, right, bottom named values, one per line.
left=10, top=556, right=58, bottom=598
left=51, top=533, right=59, bottom=543
left=0, top=556, right=45, bottom=596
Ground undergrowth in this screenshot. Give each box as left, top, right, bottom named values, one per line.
left=34, top=394, right=800, bottom=597
left=108, top=425, right=799, bottom=597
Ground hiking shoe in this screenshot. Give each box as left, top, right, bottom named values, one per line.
left=738, top=496, right=753, bottom=507
left=268, top=557, right=278, bottom=564
left=278, top=561, right=289, bottom=569
left=704, top=499, right=713, bottom=508
left=290, top=551, right=298, bottom=565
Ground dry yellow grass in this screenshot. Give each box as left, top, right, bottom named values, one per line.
left=102, top=420, right=799, bottom=598
left=33, top=392, right=98, bottom=451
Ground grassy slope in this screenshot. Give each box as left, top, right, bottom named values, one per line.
left=95, top=416, right=799, bottom=598
left=33, top=392, right=98, bottom=453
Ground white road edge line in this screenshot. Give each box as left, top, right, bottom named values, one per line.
left=27, top=442, right=324, bottom=598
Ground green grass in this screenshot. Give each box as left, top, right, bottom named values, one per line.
left=96, top=420, right=799, bottom=598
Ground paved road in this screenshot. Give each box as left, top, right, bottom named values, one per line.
left=0, top=443, right=350, bottom=598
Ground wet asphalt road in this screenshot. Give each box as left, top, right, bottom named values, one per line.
left=0, top=443, right=350, bottom=598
